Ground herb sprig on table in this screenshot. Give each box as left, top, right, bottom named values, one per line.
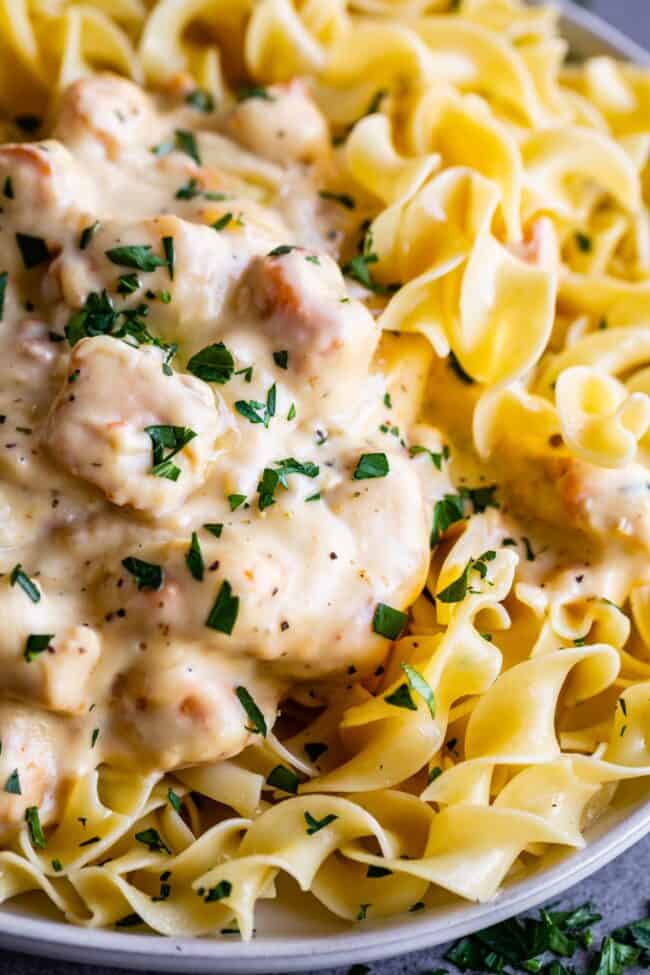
left=346, top=902, right=650, bottom=975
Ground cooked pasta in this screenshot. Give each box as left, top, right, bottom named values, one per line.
left=0, top=0, right=648, bottom=941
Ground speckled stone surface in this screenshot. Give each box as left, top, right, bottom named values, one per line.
left=2, top=1, right=650, bottom=973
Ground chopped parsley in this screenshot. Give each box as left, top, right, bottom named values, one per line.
left=235, top=365, right=253, bottom=383
left=372, top=603, right=408, bottom=640
left=273, top=350, right=289, bottom=369
left=522, top=536, right=536, bottom=561
left=162, top=235, right=175, bottom=279
left=319, top=189, right=356, bottom=209
left=186, top=532, right=204, bottom=581
left=175, top=178, right=201, bottom=200
left=105, top=244, right=167, bottom=272
left=168, top=788, right=182, bottom=814
left=25, top=806, right=46, bottom=849
left=204, top=523, right=223, bottom=538
left=0, top=271, right=7, bottom=321
left=431, top=493, right=465, bottom=547
left=357, top=904, right=371, bottom=921
left=145, top=424, right=197, bottom=480
left=51, top=859, right=63, bottom=872
left=384, top=683, right=417, bottom=711
left=187, top=342, right=234, bottom=384
left=305, top=255, right=321, bottom=265
left=236, top=85, right=274, bottom=102
left=304, top=811, right=338, bottom=835
left=121, top=556, right=164, bottom=591
left=204, top=880, right=232, bottom=903
left=266, top=765, right=299, bottom=794
left=91, top=728, right=100, bottom=748
left=10, top=564, right=40, bottom=603
left=24, top=633, right=54, bottom=662
left=15, top=233, right=50, bottom=269
left=185, top=88, right=215, bottom=113
left=575, top=231, right=593, bottom=253
left=206, top=581, right=240, bottom=635
left=436, top=550, right=497, bottom=604
left=428, top=765, right=442, bottom=784
left=228, top=494, right=247, bottom=511
left=236, top=384, right=276, bottom=428
left=3, top=176, right=13, bottom=199
left=342, top=231, right=392, bottom=294
left=235, top=685, right=266, bottom=736
left=353, top=452, right=389, bottom=480
left=79, top=221, right=100, bottom=250
left=212, top=212, right=233, bottom=231
left=117, top=273, right=140, bottom=295
left=287, top=402, right=296, bottom=421
left=4, top=769, right=21, bottom=794
left=134, top=828, right=171, bottom=854
left=410, top=443, right=450, bottom=470
left=267, top=244, right=296, bottom=257
left=173, top=129, right=201, bottom=164
left=401, top=663, right=436, bottom=718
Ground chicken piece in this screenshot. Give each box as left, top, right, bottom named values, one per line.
left=241, top=247, right=379, bottom=415
left=0, top=579, right=99, bottom=714
left=0, top=704, right=62, bottom=842
left=53, top=74, right=162, bottom=163
left=108, top=642, right=280, bottom=770
left=45, top=336, right=222, bottom=517
left=500, top=443, right=650, bottom=551
left=227, top=80, right=329, bottom=165
left=95, top=448, right=430, bottom=678
left=0, top=142, right=96, bottom=261
left=54, top=214, right=253, bottom=355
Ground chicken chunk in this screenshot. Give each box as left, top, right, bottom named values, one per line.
left=0, top=579, right=100, bottom=714
left=227, top=81, right=329, bottom=165
left=108, top=642, right=280, bottom=770
left=0, top=704, right=62, bottom=842
left=0, top=142, right=96, bottom=262
left=95, top=448, right=430, bottom=678
left=500, top=443, right=650, bottom=551
left=241, top=247, right=379, bottom=414
left=53, top=74, right=162, bottom=163
left=45, top=336, right=222, bottom=517
left=54, top=214, right=256, bottom=355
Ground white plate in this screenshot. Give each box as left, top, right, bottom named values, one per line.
left=2, top=3, right=650, bottom=971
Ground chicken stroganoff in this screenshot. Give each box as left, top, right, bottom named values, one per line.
left=0, top=0, right=648, bottom=940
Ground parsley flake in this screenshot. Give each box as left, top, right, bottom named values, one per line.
left=10, top=564, right=40, bottom=603
left=25, top=806, right=46, bottom=849
left=24, top=633, right=54, bottom=662
left=105, top=245, right=167, bottom=272
left=372, top=603, right=408, bottom=640
left=186, top=531, right=204, bottom=581
left=353, top=452, right=389, bottom=480
left=134, top=828, right=171, bottom=854
left=187, top=342, right=234, bottom=384
left=235, top=685, right=266, bottom=736
left=4, top=769, right=21, bottom=794
left=15, top=233, right=49, bottom=269
left=121, top=556, right=164, bottom=591
left=145, top=424, right=197, bottom=480
left=266, top=765, right=299, bottom=794
left=207, top=581, right=240, bottom=635
left=304, top=811, right=338, bottom=835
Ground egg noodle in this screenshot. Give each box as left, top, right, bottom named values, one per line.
left=0, top=0, right=649, bottom=941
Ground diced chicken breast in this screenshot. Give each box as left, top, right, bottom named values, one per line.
left=0, top=142, right=96, bottom=262
left=45, top=336, right=222, bottom=517
left=227, top=81, right=329, bottom=165
left=95, top=448, right=429, bottom=678
left=241, top=247, right=379, bottom=413
left=53, top=74, right=162, bottom=162
left=108, top=643, right=279, bottom=769
left=501, top=444, right=650, bottom=551
left=0, top=704, right=61, bottom=842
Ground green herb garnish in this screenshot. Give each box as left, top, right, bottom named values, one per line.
left=304, top=811, right=338, bottom=835
left=25, top=806, right=46, bottom=848
left=10, top=564, right=40, bottom=603
left=121, top=556, right=164, bottom=591
left=235, top=685, right=266, bottom=735
left=353, top=452, right=389, bottom=480
left=372, top=603, right=408, bottom=640
left=207, top=581, right=240, bottom=635
left=266, top=765, right=299, bottom=794
left=24, top=633, right=54, bottom=662
left=187, top=342, right=234, bottom=383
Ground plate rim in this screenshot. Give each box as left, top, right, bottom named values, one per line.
left=2, top=1, right=650, bottom=970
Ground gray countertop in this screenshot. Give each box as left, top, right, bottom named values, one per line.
left=3, top=1, right=650, bottom=973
